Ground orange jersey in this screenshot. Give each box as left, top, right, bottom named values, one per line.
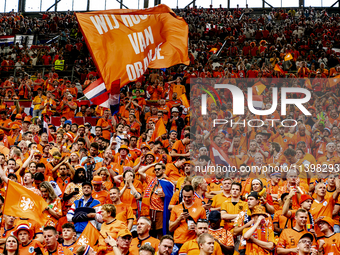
left=129, top=236, right=159, bottom=255
left=170, top=203, right=206, bottom=244
left=317, top=233, right=340, bottom=254
left=19, top=240, right=43, bottom=255
left=179, top=239, right=222, bottom=255
left=92, top=190, right=110, bottom=205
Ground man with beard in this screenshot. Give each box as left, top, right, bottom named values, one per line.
left=67, top=182, right=101, bottom=235
left=266, top=142, right=284, bottom=164
left=157, top=235, right=174, bottom=255
left=64, top=168, right=87, bottom=205
left=140, top=163, right=174, bottom=238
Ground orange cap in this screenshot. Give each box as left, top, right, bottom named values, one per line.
left=117, top=229, right=132, bottom=238
left=23, top=116, right=31, bottom=122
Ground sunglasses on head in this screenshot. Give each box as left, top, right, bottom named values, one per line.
left=197, top=219, right=209, bottom=224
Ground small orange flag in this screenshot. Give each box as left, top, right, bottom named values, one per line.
left=179, top=94, right=190, bottom=108
left=274, top=64, right=285, bottom=75
left=3, top=180, right=49, bottom=226
left=151, top=118, right=167, bottom=142
left=252, top=82, right=266, bottom=95
left=304, top=78, right=312, bottom=90
left=284, top=53, right=293, bottom=61
left=76, top=222, right=100, bottom=247
left=329, top=74, right=340, bottom=87
left=209, top=48, right=218, bottom=54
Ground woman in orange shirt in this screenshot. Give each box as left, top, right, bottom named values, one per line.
left=39, top=181, right=62, bottom=227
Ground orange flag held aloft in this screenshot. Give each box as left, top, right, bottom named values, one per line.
left=76, top=222, right=100, bottom=247
left=252, top=82, right=266, bottom=95
left=76, top=5, right=189, bottom=90
left=3, top=180, right=49, bottom=226
left=329, top=74, right=340, bottom=88
left=209, top=48, right=218, bottom=54
left=274, top=64, right=285, bottom=75
left=151, top=118, right=167, bottom=142
left=284, top=53, right=293, bottom=61
left=304, top=78, right=312, bottom=90
left=179, top=93, right=190, bottom=108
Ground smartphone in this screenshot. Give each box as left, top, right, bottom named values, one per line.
left=75, top=188, right=79, bottom=193
left=208, top=199, right=213, bottom=205
left=34, top=247, right=43, bottom=255
left=183, top=209, right=189, bottom=213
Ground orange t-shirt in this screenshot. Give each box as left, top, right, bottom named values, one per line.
left=129, top=236, right=159, bottom=255
left=92, top=190, right=110, bottom=205
left=97, top=118, right=112, bottom=140
left=170, top=203, right=206, bottom=244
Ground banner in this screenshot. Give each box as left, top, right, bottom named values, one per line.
left=76, top=222, right=100, bottom=247
left=151, top=118, right=167, bottom=142
left=76, top=4, right=189, bottom=90
left=4, top=180, right=49, bottom=226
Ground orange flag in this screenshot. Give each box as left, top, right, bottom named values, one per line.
left=179, top=94, right=189, bottom=108
left=284, top=53, right=293, bottom=61
left=274, top=64, right=285, bottom=75
left=76, top=222, right=100, bottom=247
left=329, top=74, right=340, bottom=87
left=76, top=4, right=189, bottom=90
left=151, top=118, right=167, bottom=142
left=252, top=82, right=266, bottom=95
left=304, top=78, right=312, bottom=90
left=3, top=180, right=49, bottom=226
left=209, top=48, right=218, bottom=54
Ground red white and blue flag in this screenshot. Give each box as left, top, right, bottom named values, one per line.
left=83, top=78, right=120, bottom=115
left=209, top=141, right=234, bottom=167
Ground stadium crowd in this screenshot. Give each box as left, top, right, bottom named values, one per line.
left=0, top=4, right=339, bottom=255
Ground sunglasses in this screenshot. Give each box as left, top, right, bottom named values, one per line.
left=197, top=219, right=209, bottom=224
left=298, top=240, right=312, bottom=245
left=154, top=168, right=162, bottom=171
